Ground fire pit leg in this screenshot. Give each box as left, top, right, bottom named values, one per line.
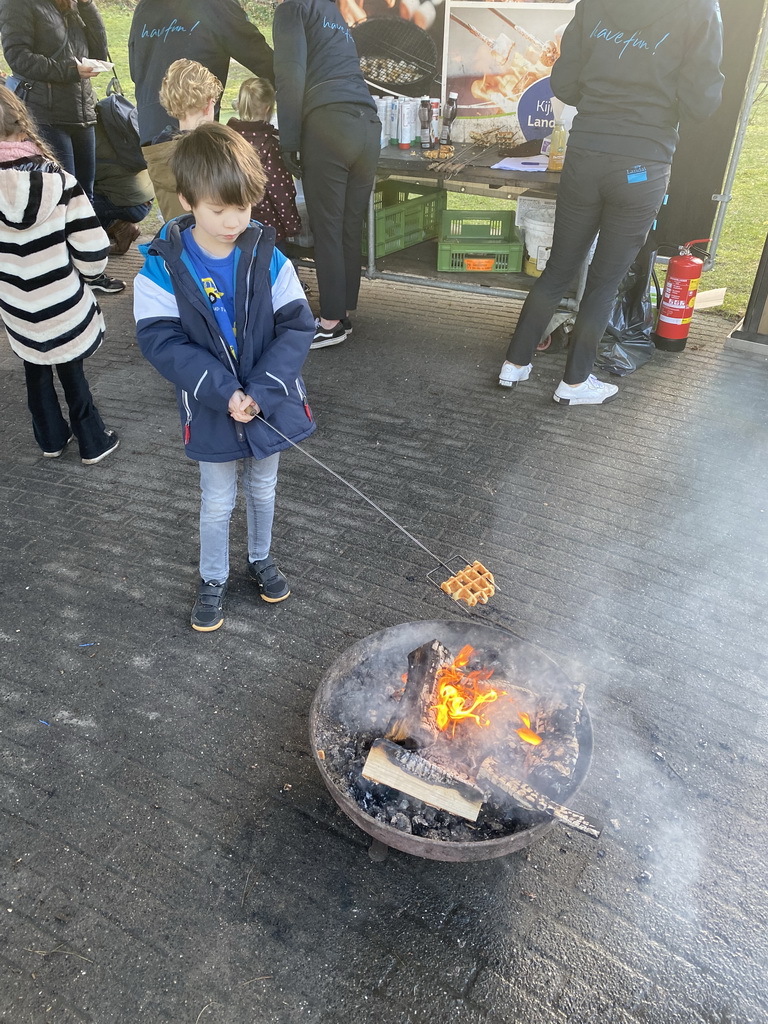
left=368, top=838, right=390, bottom=863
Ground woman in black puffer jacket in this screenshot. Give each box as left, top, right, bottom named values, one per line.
left=0, top=0, right=109, bottom=202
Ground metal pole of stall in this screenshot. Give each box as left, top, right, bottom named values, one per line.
left=727, top=229, right=768, bottom=349
left=366, top=189, right=376, bottom=279
left=706, top=0, right=768, bottom=271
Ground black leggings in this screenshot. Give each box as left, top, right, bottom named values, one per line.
left=301, top=103, right=381, bottom=320
left=507, top=148, right=670, bottom=384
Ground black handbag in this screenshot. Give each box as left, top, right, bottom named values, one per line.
left=4, top=74, right=32, bottom=103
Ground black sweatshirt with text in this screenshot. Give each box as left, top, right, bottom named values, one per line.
left=550, top=0, right=724, bottom=162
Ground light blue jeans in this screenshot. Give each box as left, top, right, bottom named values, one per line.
left=198, top=455, right=280, bottom=584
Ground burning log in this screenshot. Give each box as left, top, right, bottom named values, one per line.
left=477, top=757, right=602, bottom=839
left=366, top=639, right=599, bottom=840
left=520, top=683, right=586, bottom=796
left=384, top=639, right=450, bottom=749
left=362, top=738, right=485, bottom=822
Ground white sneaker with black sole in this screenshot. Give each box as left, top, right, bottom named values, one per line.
left=311, top=318, right=347, bottom=349
left=499, top=361, right=532, bottom=387
left=553, top=375, right=619, bottom=405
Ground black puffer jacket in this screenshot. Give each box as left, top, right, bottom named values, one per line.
left=0, top=0, right=108, bottom=128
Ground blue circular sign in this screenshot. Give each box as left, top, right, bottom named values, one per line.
left=517, top=76, right=556, bottom=141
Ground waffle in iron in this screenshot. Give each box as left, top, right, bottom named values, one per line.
left=440, top=561, right=495, bottom=606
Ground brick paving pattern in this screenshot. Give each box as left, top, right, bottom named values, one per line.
left=1, top=252, right=767, bottom=1023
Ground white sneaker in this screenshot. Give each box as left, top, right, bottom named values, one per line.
left=499, top=361, right=532, bottom=387
left=553, top=375, right=619, bottom=405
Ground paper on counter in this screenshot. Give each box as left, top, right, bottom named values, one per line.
left=491, top=156, right=550, bottom=172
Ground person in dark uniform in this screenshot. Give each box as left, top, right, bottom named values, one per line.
left=273, top=0, right=381, bottom=349
left=128, top=0, right=274, bottom=145
left=499, top=0, right=724, bottom=405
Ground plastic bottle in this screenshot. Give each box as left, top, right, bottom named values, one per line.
left=547, top=121, right=568, bottom=172
left=411, top=99, right=421, bottom=145
left=389, top=97, right=399, bottom=146
left=439, top=91, right=459, bottom=146
left=398, top=98, right=414, bottom=150
left=429, top=99, right=440, bottom=147
left=374, top=96, right=388, bottom=149
left=419, top=98, right=432, bottom=150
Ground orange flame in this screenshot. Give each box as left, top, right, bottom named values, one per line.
left=516, top=711, right=543, bottom=745
left=432, top=645, right=504, bottom=733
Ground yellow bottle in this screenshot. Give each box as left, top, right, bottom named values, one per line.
left=547, top=121, right=568, bottom=172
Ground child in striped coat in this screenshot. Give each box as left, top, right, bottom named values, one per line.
left=0, top=87, right=119, bottom=463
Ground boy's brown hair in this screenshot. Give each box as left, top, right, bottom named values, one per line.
left=0, top=87, right=56, bottom=161
left=234, top=77, right=275, bottom=121
left=159, top=59, right=223, bottom=120
left=170, top=122, right=267, bottom=208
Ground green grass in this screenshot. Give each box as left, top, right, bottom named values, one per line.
left=703, top=90, right=768, bottom=317
left=4, top=0, right=765, bottom=318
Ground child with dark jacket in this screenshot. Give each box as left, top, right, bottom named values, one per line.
left=133, top=122, right=316, bottom=632
left=227, top=77, right=301, bottom=244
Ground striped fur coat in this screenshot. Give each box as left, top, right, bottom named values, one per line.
left=0, top=153, right=109, bottom=365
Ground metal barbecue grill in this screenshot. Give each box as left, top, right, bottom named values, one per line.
left=352, top=18, right=439, bottom=95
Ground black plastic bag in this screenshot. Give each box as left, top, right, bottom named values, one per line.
left=595, top=244, right=657, bottom=376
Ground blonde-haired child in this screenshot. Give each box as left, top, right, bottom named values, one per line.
left=228, top=77, right=301, bottom=244
left=0, top=88, right=118, bottom=464
left=143, top=59, right=224, bottom=221
left=158, top=59, right=224, bottom=126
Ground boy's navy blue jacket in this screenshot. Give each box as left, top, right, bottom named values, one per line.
left=133, top=216, right=316, bottom=463
left=551, top=0, right=724, bottom=163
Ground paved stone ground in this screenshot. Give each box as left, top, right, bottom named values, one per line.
left=1, top=250, right=767, bottom=1024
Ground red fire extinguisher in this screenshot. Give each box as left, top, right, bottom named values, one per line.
left=653, top=239, right=710, bottom=352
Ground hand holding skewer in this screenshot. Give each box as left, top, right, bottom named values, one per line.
left=228, top=388, right=260, bottom=423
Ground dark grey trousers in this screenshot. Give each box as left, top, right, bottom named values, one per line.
left=301, top=103, right=381, bottom=321
left=507, top=148, right=671, bottom=384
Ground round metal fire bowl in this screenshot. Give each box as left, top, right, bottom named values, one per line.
left=310, top=621, right=593, bottom=862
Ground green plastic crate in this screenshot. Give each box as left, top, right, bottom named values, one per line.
left=438, top=209, right=517, bottom=243
left=436, top=240, right=524, bottom=273
left=363, top=181, right=448, bottom=258
left=436, top=209, right=524, bottom=273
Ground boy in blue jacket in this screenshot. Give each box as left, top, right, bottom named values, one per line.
left=133, top=122, right=315, bottom=632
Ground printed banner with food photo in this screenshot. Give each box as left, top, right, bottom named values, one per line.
left=342, top=0, right=446, bottom=97
left=444, top=2, right=576, bottom=144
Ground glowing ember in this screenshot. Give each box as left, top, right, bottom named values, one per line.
left=432, top=645, right=504, bottom=733
left=516, top=711, right=543, bottom=746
